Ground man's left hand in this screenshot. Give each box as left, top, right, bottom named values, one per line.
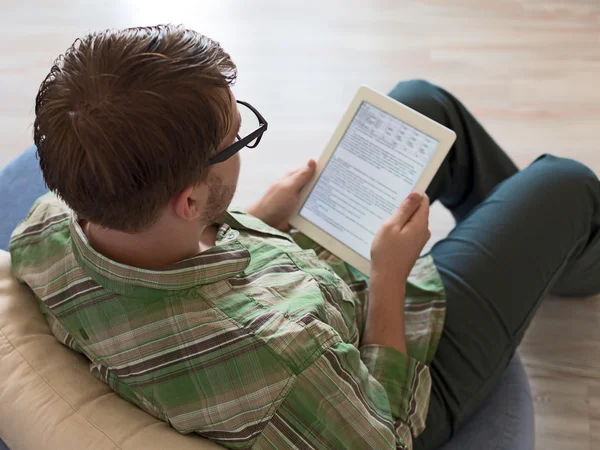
left=246, top=160, right=317, bottom=232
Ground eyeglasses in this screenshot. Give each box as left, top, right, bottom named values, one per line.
left=207, top=100, right=268, bottom=165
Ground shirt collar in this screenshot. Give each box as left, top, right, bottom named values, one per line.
left=69, top=213, right=250, bottom=296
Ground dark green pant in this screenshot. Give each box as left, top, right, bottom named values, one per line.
left=388, top=80, right=600, bottom=449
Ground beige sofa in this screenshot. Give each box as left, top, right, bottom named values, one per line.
left=0, top=250, right=221, bottom=450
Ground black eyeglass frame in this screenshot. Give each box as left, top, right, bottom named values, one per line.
left=206, top=100, right=268, bottom=165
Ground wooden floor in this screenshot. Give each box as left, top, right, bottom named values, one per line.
left=1, top=1, right=599, bottom=448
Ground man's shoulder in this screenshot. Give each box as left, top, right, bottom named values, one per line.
left=225, top=208, right=295, bottom=243
left=10, top=192, right=70, bottom=246
left=9, top=192, right=72, bottom=279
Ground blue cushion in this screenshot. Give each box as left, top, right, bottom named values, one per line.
left=0, top=145, right=49, bottom=251
left=438, top=354, right=534, bottom=450
left=0, top=148, right=535, bottom=449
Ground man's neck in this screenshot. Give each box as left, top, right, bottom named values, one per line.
left=82, top=219, right=219, bottom=269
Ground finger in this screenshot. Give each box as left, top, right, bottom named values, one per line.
left=288, top=160, right=317, bottom=191
left=285, top=167, right=302, bottom=177
left=407, top=195, right=430, bottom=226
left=285, top=160, right=315, bottom=177
left=390, top=192, right=423, bottom=226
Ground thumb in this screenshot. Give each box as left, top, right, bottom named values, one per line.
left=289, top=160, right=317, bottom=191
left=391, top=192, right=423, bottom=227
left=407, top=194, right=430, bottom=226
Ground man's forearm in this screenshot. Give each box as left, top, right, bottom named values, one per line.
left=361, top=275, right=407, bottom=354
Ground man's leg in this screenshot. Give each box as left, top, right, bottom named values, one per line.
left=388, top=79, right=518, bottom=221
left=415, top=156, right=600, bottom=448
left=388, top=81, right=600, bottom=448
left=0, top=145, right=49, bottom=250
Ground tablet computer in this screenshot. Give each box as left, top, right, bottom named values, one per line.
left=289, top=85, right=457, bottom=275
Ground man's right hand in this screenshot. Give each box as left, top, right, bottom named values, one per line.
left=370, top=193, right=431, bottom=282
left=362, top=193, right=430, bottom=354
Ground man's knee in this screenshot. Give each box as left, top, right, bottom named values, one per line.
left=388, top=79, right=447, bottom=124
left=529, top=155, right=598, bottom=200
left=390, top=79, right=440, bottom=97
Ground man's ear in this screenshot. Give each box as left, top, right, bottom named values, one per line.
left=172, top=184, right=207, bottom=222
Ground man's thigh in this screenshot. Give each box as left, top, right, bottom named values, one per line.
left=0, top=146, right=49, bottom=250
left=414, top=155, right=600, bottom=449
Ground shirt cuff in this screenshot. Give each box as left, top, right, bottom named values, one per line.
left=359, top=344, right=431, bottom=437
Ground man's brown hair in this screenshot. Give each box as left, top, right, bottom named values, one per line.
left=34, top=24, right=237, bottom=232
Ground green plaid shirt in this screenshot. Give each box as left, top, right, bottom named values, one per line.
left=10, top=193, right=445, bottom=450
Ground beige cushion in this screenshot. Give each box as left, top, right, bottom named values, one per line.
left=0, top=250, right=222, bottom=450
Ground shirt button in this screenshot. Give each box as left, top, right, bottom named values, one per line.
left=283, top=313, right=290, bottom=319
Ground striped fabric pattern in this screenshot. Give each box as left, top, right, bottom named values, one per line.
left=10, top=193, right=446, bottom=450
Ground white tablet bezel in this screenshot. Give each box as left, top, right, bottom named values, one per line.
left=289, top=85, right=457, bottom=275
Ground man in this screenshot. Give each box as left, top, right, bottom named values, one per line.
left=10, top=25, right=600, bottom=450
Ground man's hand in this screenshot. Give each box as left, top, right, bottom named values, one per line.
left=246, top=160, right=317, bottom=232
left=370, top=192, right=431, bottom=283
left=362, top=193, right=431, bottom=355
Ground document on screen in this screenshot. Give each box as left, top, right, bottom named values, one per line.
left=299, top=101, right=440, bottom=260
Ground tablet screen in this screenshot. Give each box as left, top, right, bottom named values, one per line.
left=299, top=101, right=440, bottom=260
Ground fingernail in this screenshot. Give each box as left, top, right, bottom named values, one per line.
left=408, top=193, right=422, bottom=203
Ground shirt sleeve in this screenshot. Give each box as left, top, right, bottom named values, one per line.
left=359, top=344, right=431, bottom=437
left=261, top=340, right=431, bottom=450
